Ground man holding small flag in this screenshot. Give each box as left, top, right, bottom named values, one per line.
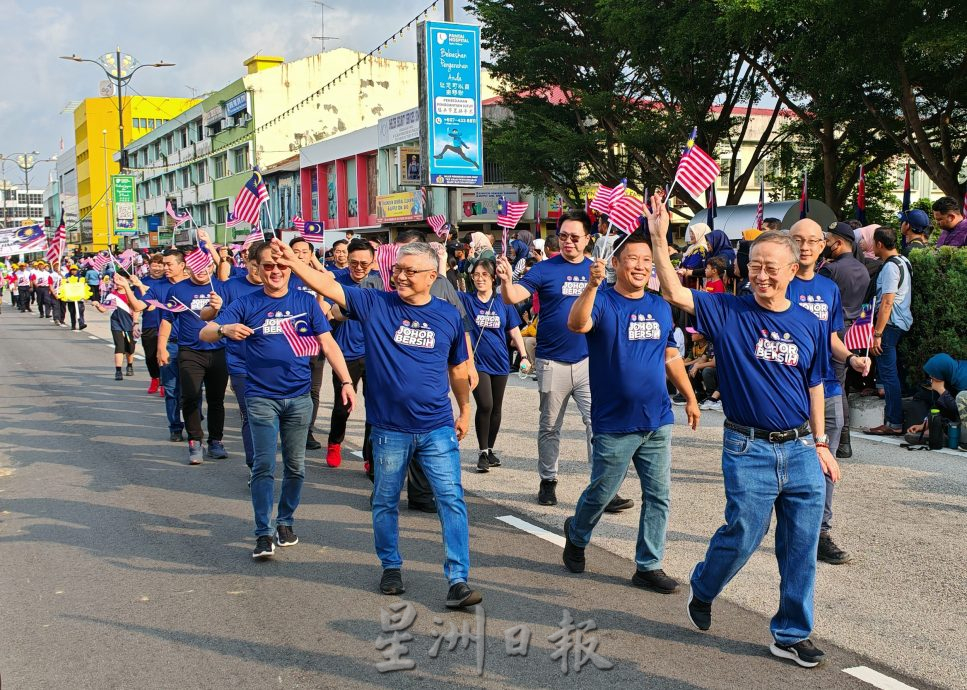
left=94, top=275, right=139, bottom=381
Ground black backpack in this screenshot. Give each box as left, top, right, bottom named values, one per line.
left=862, top=255, right=911, bottom=308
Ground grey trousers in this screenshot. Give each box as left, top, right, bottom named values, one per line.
left=823, top=394, right=845, bottom=533
left=535, top=357, right=593, bottom=481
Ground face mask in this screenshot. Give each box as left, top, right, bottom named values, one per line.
left=819, top=246, right=833, bottom=261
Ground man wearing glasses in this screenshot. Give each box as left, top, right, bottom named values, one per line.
left=274, top=239, right=481, bottom=609
left=646, top=196, right=841, bottom=669
left=325, top=238, right=385, bottom=469
left=201, top=242, right=356, bottom=560
left=497, top=211, right=633, bottom=512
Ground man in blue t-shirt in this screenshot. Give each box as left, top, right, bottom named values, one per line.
left=646, top=194, right=841, bottom=669
left=563, top=232, right=700, bottom=595
left=133, top=254, right=167, bottom=395
left=203, top=241, right=356, bottom=560
left=497, top=210, right=633, bottom=513
left=278, top=239, right=482, bottom=610
left=789, top=219, right=872, bottom=566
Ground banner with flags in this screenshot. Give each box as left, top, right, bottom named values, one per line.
left=496, top=197, right=528, bottom=229
left=427, top=214, right=449, bottom=240
left=232, top=169, right=269, bottom=226
left=902, top=163, right=911, bottom=212
left=755, top=177, right=765, bottom=230
left=185, top=247, right=213, bottom=275
left=279, top=316, right=320, bottom=357
left=672, top=128, right=720, bottom=200
left=292, top=214, right=305, bottom=232
left=843, top=298, right=877, bottom=351
left=165, top=201, right=193, bottom=228
left=608, top=195, right=644, bottom=234
left=299, top=221, right=325, bottom=244
left=375, top=244, right=398, bottom=292
left=856, top=165, right=867, bottom=224
left=799, top=171, right=809, bottom=219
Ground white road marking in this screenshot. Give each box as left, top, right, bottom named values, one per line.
left=843, top=666, right=918, bottom=690
left=496, top=515, right=565, bottom=548
left=350, top=450, right=363, bottom=459
left=88, top=336, right=99, bottom=340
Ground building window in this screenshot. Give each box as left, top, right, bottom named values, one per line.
left=232, top=147, right=248, bottom=174
left=152, top=179, right=162, bottom=196
left=194, top=121, right=204, bottom=142
left=164, top=173, right=175, bottom=192
left=215, top=205, right=227, bottom=224
left=214, top=154, right=228, bottom=179
left=165, top=135, right=174, bottom=155
left=196, top=205, right=208, bottom=225
left=178, top=128, right=188, bottom=149
left=180, top=168, right=191, bottom=188
left=346, top=158, right=357, bottom=217
left=194, top=161, right=207, bottom=183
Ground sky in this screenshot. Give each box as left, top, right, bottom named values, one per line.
left=0, top=0, right=477, bottom=188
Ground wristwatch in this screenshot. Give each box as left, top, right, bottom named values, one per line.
left=217, top=325, right=225, bottom=338
left=814, top=434, right=830, bottom=446
left=873, top=331, right=883, bottom=338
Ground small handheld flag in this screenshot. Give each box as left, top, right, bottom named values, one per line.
left=45, top=213, right=66, bottom=265
left=755, top=176, right=765, bottom=230
left=226, top=211, right=243, bottom=228
left=427, top=214, right=450, bottom=240
left=608, top=195, right=644, bottom=234
left=232, top=169, right=269, bottom=226
left=241, top=226, right=264, bottom=251
left=299, top=221, right=325, bottom=244
left=375, top=244, right=398, bottom=292
left=185, top=247, right=213, bottom=275
left=292, top=214, right=305, bottom=232
left=496, top=197, right=528, bottom=229
left=843, top=298, right=877, bottom=351
left=166, top=201, right=193, bottom=228
left=146, top=298, right=187, bottom=313
left=279, top=317, right=320, bottom=357
left=799, top=171, right=809, bottom=219
left=901, top=163, right=911, bottom=212
left=672, top=128, right=721, bottom=200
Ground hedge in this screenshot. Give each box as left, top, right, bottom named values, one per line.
left=899, top=246, right=967, bottom=385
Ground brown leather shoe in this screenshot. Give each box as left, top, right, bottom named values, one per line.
left=864, top=424, right=903, bottom=436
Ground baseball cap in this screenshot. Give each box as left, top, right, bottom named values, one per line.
left=826, top=221, right=855, bottom=244
left=898, top=208, right=931, bottom=232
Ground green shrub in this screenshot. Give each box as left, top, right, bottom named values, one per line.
left=900, top=246, right=967, bottom=385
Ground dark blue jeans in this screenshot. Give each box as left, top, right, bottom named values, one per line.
left=160, top=343, right=183, bottom=434
left=230, top=372, right=255, bottom=469
left=877, top=325, right=906, bottom=428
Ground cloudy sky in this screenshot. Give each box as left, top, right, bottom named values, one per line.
left=0, top=0, right=476, bottom=187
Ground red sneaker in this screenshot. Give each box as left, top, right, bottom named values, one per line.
left=158, top=386, right=165, bottom=398
left=147, top=378, right=160, bottom=394
left=326, top=443, right=342, bottom=468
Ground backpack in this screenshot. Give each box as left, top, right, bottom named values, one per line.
left=862, top=255, right=910, bottom=308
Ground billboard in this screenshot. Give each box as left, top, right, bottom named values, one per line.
left=460, top=188, right=521, bottom=221
left=419, top=21, right=483, bottom=187
left=112, top=175, right=138, bottom=236
left=376, top=191, right=424, bottom=223
left=0, top=224, right=47, bottom=257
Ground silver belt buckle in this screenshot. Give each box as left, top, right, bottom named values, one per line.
left=769, top=430, right=785, bottom=443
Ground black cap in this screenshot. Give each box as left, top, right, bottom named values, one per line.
left=827, top=221, right=854, bottom=244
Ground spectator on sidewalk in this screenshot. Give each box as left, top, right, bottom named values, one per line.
left=932, top=197, right=967, bottom=248
left=704, top=257, right=727, bottom=294
left=899, top=209, right=932, bottom=254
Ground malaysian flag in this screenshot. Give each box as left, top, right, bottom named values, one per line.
left=166, top=201, right=193, bottom=227
left=300, top=221, right=325, bottom=244
left=901, top=163, right=911, bottom=212
left=145, top=298, right=188, bottom=313
left=706, top=185, right=718, bottom=232
left=608, top=194, right=644, bottom=234
left=185, top=247, right=213, bottom=275
left=90, top=251, right=111, bottom=272
left=843, top=298, right=877, bottom=351
left=45, top=213, right=66, bottom=265
left=497, top=197, right=528, bottom=229
left=109, top=290, right=132, bottom=315
left=279, top=317, right=320, bottom=357
left=292, top=214, right=305, bottom=232
left=427, top=214, right=449, bottom=240
left=800, top=171, right=809, bottom=219
left=673, top=129, right=720, bottom=200
left=241, top=226, right=264, bottom=251
left=375, top=243, right=398, bottom=292
left=118, top=248, right=138, bottom=269
left=589, top=180, right=627, bottom=215
left=647, top=264, right=661, bottom=292
left=855, top=165, right=866, bottom=224
left=755, top=177, right=765, bottom=230
left=226, top=211, right=244, bottom=228
left=232, top=169, right=269, bottom=226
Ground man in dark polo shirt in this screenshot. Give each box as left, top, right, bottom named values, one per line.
left=647, top=194, right=841, bottom=669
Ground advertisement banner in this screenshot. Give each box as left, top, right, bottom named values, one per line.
left=0, top=224, right=47, bottom=257
left=112, top=175, right=138, bottom=236
left=419, top=21, right=483, bottom=187
left=375, top=191, right=424, bottom=223
left=460, top=188, right=521, bottom=221
left=378, top=107, right=420, bottom=148
left=400, top=146, right=422, bottom=185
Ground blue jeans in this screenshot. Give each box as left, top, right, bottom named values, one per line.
left=371, top=426, right=470, bottom=585
left=691, top=428, right=825, bottom=645
left=160, top=343, right=183, bottom=433
left=877, top=325, right=906, bottom=428
left=569, top=426, right=672, bottom=571
left=248, top=394, right=312, bottom=538
left=230, top=372, right=255, bottom=469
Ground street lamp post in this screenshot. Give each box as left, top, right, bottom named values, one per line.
left=0, top=151, right=56, bottom=227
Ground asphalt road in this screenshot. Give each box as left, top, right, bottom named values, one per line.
left=0, top=306, right=958, bottom=689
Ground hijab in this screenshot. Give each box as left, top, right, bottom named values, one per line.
left=470, top=232, right=492, bottom=255
left=683, top=223, right=711, bottom=258
left=855, top=225, right=880, bottom=260
left=923, top=354, right=967, bottom=393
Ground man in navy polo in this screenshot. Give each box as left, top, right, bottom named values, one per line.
left=647, top=194, right=841, bottom=669
left=563, top=230, right=700, bottom=594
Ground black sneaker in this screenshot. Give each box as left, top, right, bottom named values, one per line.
left=770, top=639, right=826, bottom=668
left=604, top=494, right=634, bottom=513
left=380, top=568, right=405, bottom=595
left=169, top=431, right=184, bottom=443
left=407, top=501, right=436, bottom=513
left=631, top=568, right=679, bottom=594
left=672, top=393, right=687, bottom=406
left=125, top=364, right=134, bottom=377
left=562, top=517, right=585, bottom=573
left=817, top=533, right=850, bottom=565
left=252, top=536, right=275, bottom=559
left=487, top=450, right=501, bottom=467
left=114, top=370, right=123, bottom=381
left=476, top=452, right=490, bottom=473
left=835, top=427, right=852, bottom=458
left=276, top=524, right=299, bottom=547
left=445, top=582, right=482, bottom=609
left=305, top=432, right=322, bottom=451
left=538, top=479, right=558, bottom=506
left=686, top=568, right=712, bottom=631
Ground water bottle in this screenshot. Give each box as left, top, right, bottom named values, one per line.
left=947, top=423, right=961, bottom=450
left=518, top=359, right=530, bottom=380
left=928, top=410, right=944, bottom=450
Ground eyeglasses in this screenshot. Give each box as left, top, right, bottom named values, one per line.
left=260, top=263, right=290, bottom=272
left=747, top=262, right=795, bottom=277
left=348, top=260, right=372, bottom=269
left=391, top=265, right=434, bottom=278
left=791, top=237, right=826, bottom=247
left=558, top=233, right=587, bottom=243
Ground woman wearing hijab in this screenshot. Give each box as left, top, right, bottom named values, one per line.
left=855, top=224, right=883, bottom=277
left=678, top=224, right=735, bottom=287
left=906, top=354, right=967, bottom=447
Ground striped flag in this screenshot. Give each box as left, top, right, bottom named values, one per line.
left=166, top=201, right=193, bottom=228
left=497, top=197, right=528, bottom=229
left=375, top=243, right=398, bottom=292
left=755, top=176, right=765, bottom=230
left=843, top=299, right=876, bottom=351
left=118, top=249, right=138, bottom=269
left=279, top=317, right=320, bottom=357
left=673, top=128, right=720, bottom=200
left=589, top=185, right=614, bottom=214
left=300, top=221, right=325, bottom=244
left=292, top=214, right=305, bottom=232
left=706, top=185, right=718, bottom=232
left=145, top=298, right=188, bottom=313
left=241, top=226, right=264, bottom=251
left=226, top=211, right=244, bottom=228
left=232, top=169, right=269, bottom=226
left=608, top=195, right=644, bottom=234
left=800, top=171, right=809, bottom=219
left=856, top=165, right=866, bottom=224
left=647, top=264, right=661, bottom=292
left=90, top=251, right=111, bottom=272
left=45, top=213, right=66, bottom=265
left=185, top=247, right=212, bottom=275
left=427, top=214, right=449, bottom=240
left=901, top=163, right=911, bottom=212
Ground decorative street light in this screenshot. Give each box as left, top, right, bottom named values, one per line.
left=0, top=151, right=56, bottom=227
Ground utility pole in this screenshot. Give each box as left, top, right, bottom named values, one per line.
left=311, top=1, right=338, bottom=52
left=444, top=0, right=453, bottom=21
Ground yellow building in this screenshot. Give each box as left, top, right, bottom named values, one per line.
left=74, top=95, right=199, bottom=251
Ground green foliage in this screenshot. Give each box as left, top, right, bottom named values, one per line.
left=900, top=247, right=967, bottom=385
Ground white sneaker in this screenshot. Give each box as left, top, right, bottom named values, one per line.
left=706, top=399, right=723, bottom=411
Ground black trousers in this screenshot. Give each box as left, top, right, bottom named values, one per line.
left=472, top=371, right=508, bottom=450
left=309, top=354, right=326, bottom=431
left=178, top=347, right=228, bottom=443
left=17, top=287, right=30, bottom=311
left=141, top=328, right=160, bottom=379
left=34, top=287, right=50, bottom=317
left=328, top=357, right=372, bottom=460
left=53, top=298, right=66, bottom=323
left=67, top=301, right=86, bottom=329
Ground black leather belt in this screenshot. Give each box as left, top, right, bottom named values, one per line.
left=724, top=419, right=810, bottom=443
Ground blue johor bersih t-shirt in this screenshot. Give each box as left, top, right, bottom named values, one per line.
left=787, top=274, right=844, bottom=399
left=219, top=275, right=266, bottom=376
left=516, top=254, right=592, bottom=363
left=215, top=289, right=330, bottom=399
left=692, top=290, right=826, bottom=432
left=342, top=287, right=468, bottom=433
left=458, top=291, right=521, bottom=376
left=162, top=278, right=225, bottom=351
left=586, top=289, right=676, bottom=434
left=138, top=276, right=169, bottom=330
